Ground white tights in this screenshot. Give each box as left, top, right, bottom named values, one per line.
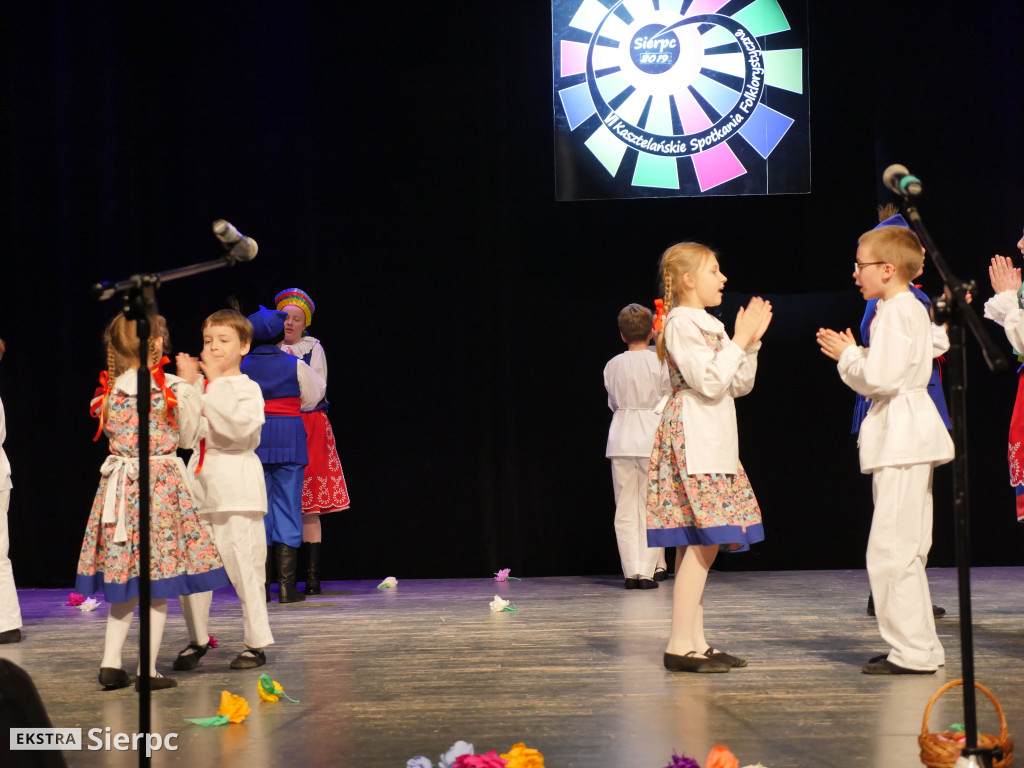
left=666, top=544, right=718, bottom=656
left=100, top=597, right=167, bottom=676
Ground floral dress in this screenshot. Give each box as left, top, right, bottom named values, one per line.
left=646, top=327, right=763, bottom=551
left=75, top=372, right=229, bottom=603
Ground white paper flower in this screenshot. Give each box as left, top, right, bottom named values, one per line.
left=489, top=595, right=510, bottom=612
left=79, top=597, right=102, bottom=612
left=377, top=576, right=398, bottom=589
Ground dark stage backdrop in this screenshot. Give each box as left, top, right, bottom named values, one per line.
left=2, top=3, right=1024, bottom=586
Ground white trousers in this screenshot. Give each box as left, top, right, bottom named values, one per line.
left=0, top=489, right=22, bottom=633
left=867, top=464, right=943, bottom=670
left=179, top=510, right=274, bottom=649
left=611, top=457, right=662, bottom=579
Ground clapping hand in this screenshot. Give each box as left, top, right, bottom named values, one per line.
left=733, top=297, right=773, bottom=349
left=816, top=327, right=855, bottom=361
left=990, top=254, right=1022, bottom=295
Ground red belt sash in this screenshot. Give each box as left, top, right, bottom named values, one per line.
left=264, top=396, right=301, bottom=416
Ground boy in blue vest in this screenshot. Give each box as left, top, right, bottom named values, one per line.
left=241, top=307, right=325, bottom=603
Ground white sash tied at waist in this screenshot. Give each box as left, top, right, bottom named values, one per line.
left=99, top=454, right=185, bottom=543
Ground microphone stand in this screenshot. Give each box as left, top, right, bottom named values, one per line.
left=96, top=247, right=252, bottom=768
left=901, top=195, right=1007, bottom=768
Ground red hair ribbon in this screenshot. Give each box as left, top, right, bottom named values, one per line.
left=653, top=299, right=667, bottom=332
left=194, top=379, right=207, bottom=475
left=149, top=356, right=179, bottom=429
left=89, top=370, right=113, bottom=442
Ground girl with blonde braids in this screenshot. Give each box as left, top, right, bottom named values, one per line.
left=76, top=313, right=229, bottom=691
left=646, top=242, right=772, bottom=673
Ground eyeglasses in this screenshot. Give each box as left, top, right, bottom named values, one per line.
left=854, top=261, right=887, bottom=274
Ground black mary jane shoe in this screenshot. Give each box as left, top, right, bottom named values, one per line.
left=638, top=578, right=659, bottom=589
left=624, top=578, right=641, bottom=589
left=704, top=647, right=747, bottom=668
left=663, top=651, right=730, bottom=673
left=230, top=648, right=266, bottom=670
left=172, top=641, right=210, bottom=671
left=135, top=674, right=178, bottom=691
left=653, top=567, right=670, bottom=582
left=98, top=667, right=131, bottom=690
left=861, top=658, right=935, bottom=675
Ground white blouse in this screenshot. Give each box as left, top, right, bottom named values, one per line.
left=663, top=306, right=760, bottom=474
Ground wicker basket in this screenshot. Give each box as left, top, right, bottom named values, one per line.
left=919, top=679, right=1014, bottom=768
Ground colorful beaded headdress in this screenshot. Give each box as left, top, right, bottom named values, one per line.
left=275, top=288, right=315, bottom=327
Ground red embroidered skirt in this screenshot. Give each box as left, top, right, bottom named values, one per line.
left=301, top=410, right=350, bottom=514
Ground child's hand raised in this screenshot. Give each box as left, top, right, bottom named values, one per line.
left=816, top=327, right=855, bottom=361
left=199, top=348, right=229, bottom=382
left=175, top=353, right=201, bottom=385
left=733, top=297, right=773, bottom=348
left=990, top=255, right=1022, bottom=294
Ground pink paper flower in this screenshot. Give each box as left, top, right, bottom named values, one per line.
left=66, top=593, right=85, bottom=607
left=452, top=751, right=508, bottom=768
left=663, top=751, right=700, bottom=768
left=494, top=568, right=511, bottom=582
left=208, top=636, right=219, bottom=648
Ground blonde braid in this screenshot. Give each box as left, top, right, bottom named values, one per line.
left=656, top=272, right=674, bottom=362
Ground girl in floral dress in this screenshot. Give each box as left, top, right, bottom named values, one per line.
left=76, top=314, right=229, bottom=691
left=646, top=243, right=772, bottom=673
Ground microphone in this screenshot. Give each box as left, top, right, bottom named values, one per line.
left=212, top=219, right=258, bottom=262
left=882, top=164, right=923, bottom=197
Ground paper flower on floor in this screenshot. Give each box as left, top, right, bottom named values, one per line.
left=407, top=758, right=433, bottom=768
left=378, top=576, right=398, bottom=589
left=500, top=742, right=544, bottom=767
left=79, top=597, right=102, bottom=612
left=452, top=751, right=507, bottom=768
left=705, top=746, right=739, bottom=768
left=208, top=636, right=218, bottom=648
left=662, top=751, right=700, bottom=768
left=494, top=568, right=511, bottom=581
left=65, top=593, right=85, bottom=607
left=440, top=740, right=474, bottom=768
left=489, top=595, right=518, bottom=613
left=257, top=673, right=299, bottom=703
left=185, top=691, right=252, bottom=727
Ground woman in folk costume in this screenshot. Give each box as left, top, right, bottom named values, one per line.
left=275, top=289, right=350, bottom=595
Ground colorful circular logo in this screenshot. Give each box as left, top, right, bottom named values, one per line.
left=554, top=0, right=807, bottom=195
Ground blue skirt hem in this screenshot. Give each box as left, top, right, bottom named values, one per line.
left=647, top=523, right=764, bottom=552
left=74, top=567, right=231, bottom=604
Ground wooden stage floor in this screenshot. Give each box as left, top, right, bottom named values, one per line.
left=3, top=568, right=1024, bottom=767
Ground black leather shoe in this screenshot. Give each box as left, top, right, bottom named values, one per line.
left=98, top=667, right=131, bottom=690
left=704, top=647, right=747, bottom=667
left=172, top=641, right=210, bottom=671
left=867, top=594, right=875, bottom=616
left=624, top=578, right=641, bottom=589
left=653, top=567, right=670, bottom=582
left=664, top=651, right=730, bottom=673
left=932, top=604, right=946, bottom=617
left=638, top=578, right=658, bottom=589
left=862, top=658, right=935, bottom=675
left=0, top=628, right=22, bottom=644
left=276, top=543, right=306, bottom=603
left=135, top=674, right=178, bottom=691
left=230, top=648, right=266, bottom=669
left=304, top=542, right=322, bottom=595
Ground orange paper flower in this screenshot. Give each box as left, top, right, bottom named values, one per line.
left=705, top=745, right=738, bottom=768
left=216, top=691, right=251, bottom=723
left=500, top=743, right=545, bottom=768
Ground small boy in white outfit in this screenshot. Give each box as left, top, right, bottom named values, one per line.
left=817, top=225, right=954, bottom=674
left=604, top=304, right=671, bottom=589
left=174, top=310, right=275, bottom=670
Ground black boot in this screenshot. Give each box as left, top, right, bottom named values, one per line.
left=276, top=542, right=305, bottom=603
left=304, top=542, right=322, bottom=595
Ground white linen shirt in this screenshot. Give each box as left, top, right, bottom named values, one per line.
left=838, top=291, right=954, bottom=472
left=983, top=288, right=1024, bottom=351
left=187, top=374, right=268, bottom=514
left=0, top=395, right=11, bottom=492
left=663, top=306, right=760, bottom=475
left=603, top=348, right=670, bottom=458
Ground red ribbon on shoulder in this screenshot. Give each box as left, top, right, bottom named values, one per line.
left=653, top=299, right=667, bottom=332
left=89, top=370, right=113, bottom=442
left=149, top=356, right=178, bottom=429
